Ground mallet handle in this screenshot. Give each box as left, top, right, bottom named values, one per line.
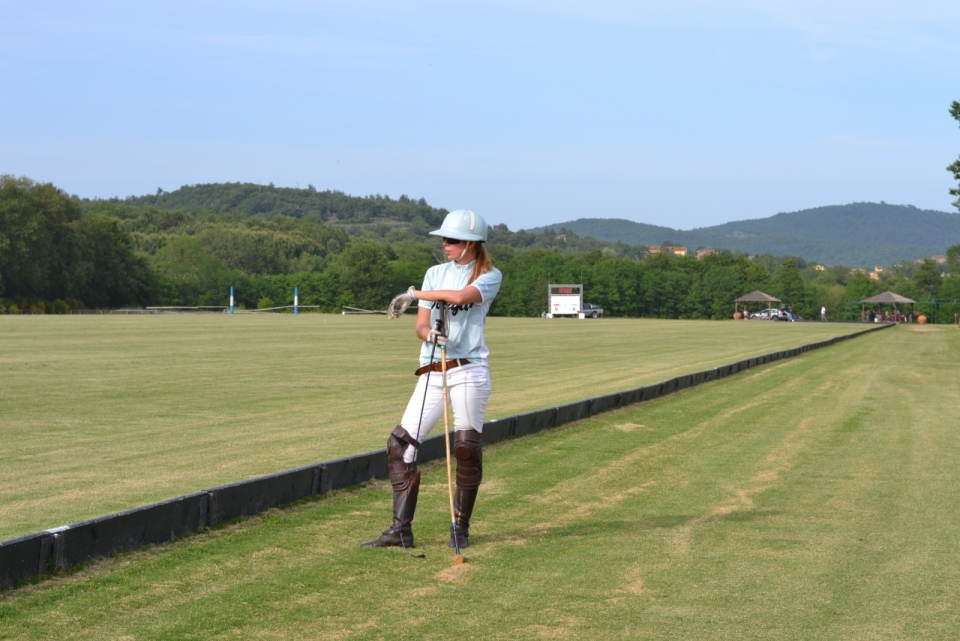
left=440, top=346, right=457, bottom=528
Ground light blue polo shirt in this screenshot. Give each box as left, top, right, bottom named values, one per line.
left=418, top=260, right=502, bottom=366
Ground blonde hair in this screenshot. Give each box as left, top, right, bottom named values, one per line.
left=469, top=242, right=493, bottom=284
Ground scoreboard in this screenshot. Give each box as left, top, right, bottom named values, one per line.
left=546, top=284, right=583, bottom=318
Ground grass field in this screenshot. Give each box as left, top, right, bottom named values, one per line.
left=2, top=325, right=957, bottom=638
left=2, top=315, right=868, bottom=541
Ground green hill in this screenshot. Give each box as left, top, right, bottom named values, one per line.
left=110, top=184, right=959, bottom=267
left=115, top=182, right=448, bottom=230
left=534, top=203, right=960, bottom=267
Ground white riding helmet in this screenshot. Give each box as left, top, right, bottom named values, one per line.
left=430, top=209, right=488, bottom=242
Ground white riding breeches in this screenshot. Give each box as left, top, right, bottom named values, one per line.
left=399, top=362, right=491, bottom=463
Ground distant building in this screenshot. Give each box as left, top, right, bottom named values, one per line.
left=869, top=271, right=880, bottom=281
left=873, top=266, right=884, bottom=273
left=812, top=264, right=826, bottom=271
left=696, top=248, right=717, bottom=259
left=850, top=268, right=867, bottom=275
left=555, top=234, right=567, bottom=241
left=932, top=254, right=947, bottom=264
left=646, top=245, right=687, bottom=256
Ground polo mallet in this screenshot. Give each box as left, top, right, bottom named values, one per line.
left=440, top=341, right=465, bottom=564
left=402, top=314, right=446, bottom=560
left=391, top=310, right=441, bottom=561
left=400, top=338, right=435, bottom=561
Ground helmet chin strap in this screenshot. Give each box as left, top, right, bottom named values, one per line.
left=455, top=242, right=472, bottom=263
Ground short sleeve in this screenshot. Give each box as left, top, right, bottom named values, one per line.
left=470, top=268, right=502, bottom=302
left=418, top=266, right=437, bottom=308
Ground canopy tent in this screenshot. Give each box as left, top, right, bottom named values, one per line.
left=734, top=291, right=780, bottom=319
left=861, top=292, right=916, bottom=304
left=860, top=291, right=915, bottom=322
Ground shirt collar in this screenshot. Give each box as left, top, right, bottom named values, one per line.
left=451, top=259, right=476, bottom=272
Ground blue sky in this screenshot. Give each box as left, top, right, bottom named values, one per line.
left=2, top=0, right=959, bottom=230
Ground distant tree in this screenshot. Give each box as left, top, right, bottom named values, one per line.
left=70, top=215, right=158, bottom=308
left=589, top=257, right=641, bottom=316
left=845, top=271, right=876, bottom=303
left=0, top=176, right=155, bottom=307
left=949, top=101, right=960, bottom=211
left=151, top=236, right=240, bottom=306
left=947, top=243, right=960, bottom=275
left=334, top=240, right=392, bottom=310
left=0, top=176, right=81, bottom=299
left=772, top=259, right=807, bottom=310
left=913, top=258, right=942, bottom=297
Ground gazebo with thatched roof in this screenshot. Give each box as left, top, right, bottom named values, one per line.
left=734, top=290, right=780, bottom=319
left=860, top=291, right=915, bottom=322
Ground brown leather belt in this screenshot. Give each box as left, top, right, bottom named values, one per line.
left=414, top=359, right=471, bottom=376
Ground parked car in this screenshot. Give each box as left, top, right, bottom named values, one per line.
left=751, top=308, right=803, bottom=321
left=751, top=308, right=788, bottom=321
left=581, top=303, right=603, bottom=318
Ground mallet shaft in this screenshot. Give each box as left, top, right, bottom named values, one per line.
left=440, top=347, right=457, bottom=528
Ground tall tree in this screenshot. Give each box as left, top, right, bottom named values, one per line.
left=949, top=101, right=960, bottom=211
left=772, top=259, right=807, bottom=311
left=0, top=176, right=81, bottom=299
left=947, top=243, right=960, bottom=275
left=333, top=240, right=392, bottom=310
left=913, top=258, right=942, bottom=297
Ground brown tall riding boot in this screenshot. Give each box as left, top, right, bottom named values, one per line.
left=362, top=426, right=420, bottom=548
left=450, top=429, right=482, bottom=549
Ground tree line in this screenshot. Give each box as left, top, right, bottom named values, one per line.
left=2, top=175, right=959, bottom=321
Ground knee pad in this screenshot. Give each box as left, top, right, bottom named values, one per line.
left=388, top=426, right=418, bottom=491
left=454, top=429, right=483, bottom=490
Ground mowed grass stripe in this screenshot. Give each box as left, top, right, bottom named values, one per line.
left=1, top=315, right=868, bottom=540
left=2, top=326, right=957, bottom=639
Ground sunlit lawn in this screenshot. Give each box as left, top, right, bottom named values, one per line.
left=3, top=325, right=957, bottom=639
left=1, top=314, right=867, bottom=540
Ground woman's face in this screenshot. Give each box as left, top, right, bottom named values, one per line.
left=442, top=238, right=475, bottom=263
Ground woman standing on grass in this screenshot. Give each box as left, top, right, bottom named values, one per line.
left=362, top=209, right=502, bottom=550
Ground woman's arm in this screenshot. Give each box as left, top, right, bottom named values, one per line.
left=414, top=285, right=482, bottom=306
left=415, top=306, right=433, bottom=342
left=413, top=284, right=483, bottom=341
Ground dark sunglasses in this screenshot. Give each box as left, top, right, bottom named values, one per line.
left=442, top=237, right=465, bottom=246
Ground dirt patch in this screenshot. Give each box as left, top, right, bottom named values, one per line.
left=436, top=563, right=473, bottom=582
left=620, top=569, right=646, bottom=595
left=907, top=326, right=944, bottom=332
left=479, top=478, right=508, bottom=497
left=614, top=423, right=650, bottom=432
left=526, top=482, right=655, bottom=535
left=517, top=624, right=570, bottom=638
